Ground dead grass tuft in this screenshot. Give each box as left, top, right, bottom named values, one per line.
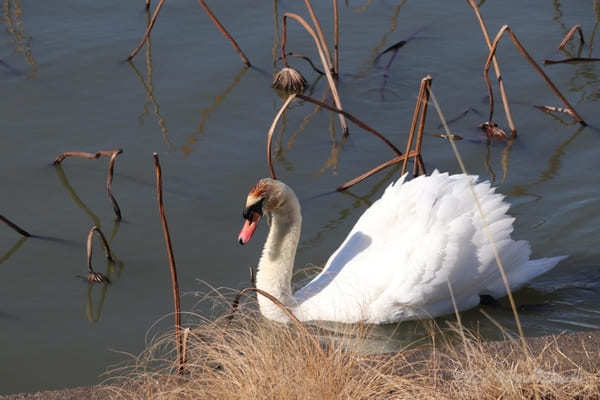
left=99, top=295, right=600, bottom=400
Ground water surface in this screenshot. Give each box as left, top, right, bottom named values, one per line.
left=1, top=0, right=599, bottom=394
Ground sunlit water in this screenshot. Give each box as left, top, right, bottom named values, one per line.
left=1, top=0, right=599, bottom=394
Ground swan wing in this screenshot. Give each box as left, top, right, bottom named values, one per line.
left=295, top=171, right=565, bottom=323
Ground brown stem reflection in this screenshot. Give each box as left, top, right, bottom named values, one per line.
left=354, top=2, right=405, bottom=79
left=129, top=9, right=173, bottom=151
left=509, top=124, right=587, bottom=199
left=54, top=164, right=102, bottom=227
left=0, top=236, right=28, bottom=264
left=83, top=221, right=123, bottom=323
left=2, top=0, right=37, bottom=78
left=181, top=66, right=248, bottom=156
left=300, top=166, right=399, bottom=252
left=86, top=281, right=109, bottom=323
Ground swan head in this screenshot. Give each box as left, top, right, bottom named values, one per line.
left=238, top=178, right=291, bottom=245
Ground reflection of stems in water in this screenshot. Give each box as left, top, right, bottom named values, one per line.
left=354, top=2, right=404, bottom=78
left=510, top=125, right=586, bottom=198
left=344, top=0, right=373, bottom=13
left=129, top=37, right=173, bottom=151
left=483, top=142, right=496, bottom=183
left=272, top=0, right=280, bottom=69
left=86, top=281, right=109, bottom=323
left=181, top=66, right=248, bottom=156
left=301, top=166, right=398, bottom=251
left=543, top=57, right=600, bottom=65
left=483, top=25, right=586, bottom=126
left=286, top=90, right=328, bottom=150
left=2, top=0, right=37, bottom=78
left=316, top=110, right=345, bottom=177
left=1, top=236, right=27, bottom=264
left=54, top=164, right=102, bottom=227
left=1, top=214, right=31, bottom=237
left=500, top=139, right=514, bottom=184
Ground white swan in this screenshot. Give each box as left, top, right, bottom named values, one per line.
left=237, top=171, right=566, bottom=324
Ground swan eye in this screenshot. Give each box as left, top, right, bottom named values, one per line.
left=243, top=198, right=264, bottom=220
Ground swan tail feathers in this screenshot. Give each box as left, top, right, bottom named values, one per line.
left=487, top=255, right=567, bottom=298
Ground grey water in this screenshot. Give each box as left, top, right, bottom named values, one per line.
left=1, top=0, right=599, bottom=394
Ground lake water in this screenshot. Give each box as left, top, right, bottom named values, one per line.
left=1, top=0, right=599, bottom=394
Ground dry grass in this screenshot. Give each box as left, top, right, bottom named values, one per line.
left=99, top=296, right=600, bottom=400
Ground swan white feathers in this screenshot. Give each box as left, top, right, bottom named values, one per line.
left=238, top=170, right=566, bottom=324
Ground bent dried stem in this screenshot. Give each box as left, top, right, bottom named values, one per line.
left=282, top=12, right=348, bottom=135
left=284, top=52, right=325, bottom=75
left=153, top=153, right=184, bottom=374
left=128, top=0, right=166, bottom=61
left=53, top=151, right=101, bottom=164
left=484, top=25, right=586, bottom=126
left=303, top=0, right=334, bottom=74
left=85, top=226, right=113, bottom=284
left=401, top=76, right=430, bottom=176
left=296, top=94, right=401, bottom=154
left=267, top=94, right=297, bottom=179
left=543, top=57, right=600, bottom=65
left=196, top=0, right=251, bottom=67
left=333, top=0, right=339, bottom=76
left=467, top=0, right=517, bottom=136
left=558, top=25, right=585, bottom=50
left=99, top=149, right=123, bottom=221
left=1, top=215, right=31, bottom=237
left=337, top=150, right=419, bottom=191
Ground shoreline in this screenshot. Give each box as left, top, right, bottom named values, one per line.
left=2, top=330, right=599, bottom=399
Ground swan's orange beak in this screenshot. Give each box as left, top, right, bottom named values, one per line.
left=238, top=211, right=261, bottom=245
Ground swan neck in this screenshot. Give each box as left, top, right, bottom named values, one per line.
left=256, top=194, right=302, bottom=322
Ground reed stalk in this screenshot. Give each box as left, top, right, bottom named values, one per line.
left=99, top=149, right=123, bottom=221
left=85, top=225, right=113, bottom=283
left=467, top=0, right=517, bottom=136
left=303, top=0, right=334, bottom=74
left=1, top=214, right=31, bottom=237
left=127, top=0, right=165, bottom=61
left=296, top=94, right=401, bottom=154
left=196, top=0, right=251, bottom=67
left=558, top=24, right=585, bottom=50
left=427, top=86, right=530, bottom=360
left=53, top=151, right=101, bottom=164
left=336, top=150, right=419, bottom=191
left=266, top=93, right=402, bottom=180
left=267, top=94, right=297, bottom=179
left=484, top=25, right=586, bottom=126
left=333, top=0, right=339, bottom=76
left=282, top=12, right=348, bottom=135
left=401, top=76, right=430, bottom=176
left=128, top=0, right=251, bottom=67
left=152, top=153, right=184, bottom=374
